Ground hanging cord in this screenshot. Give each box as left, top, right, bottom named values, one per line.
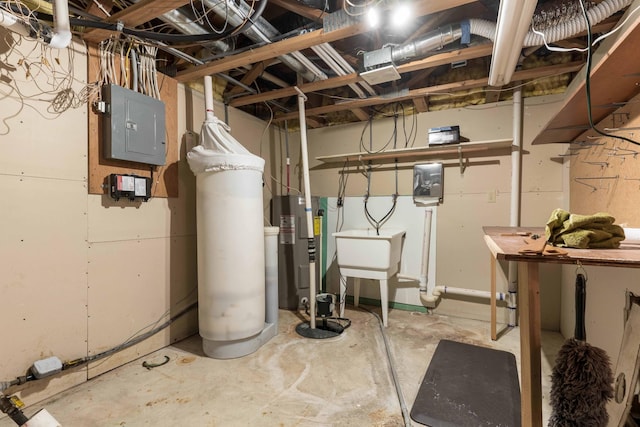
left=364, top=114, right=399, bottom=235
left=580, top=0, right=639, bottom=146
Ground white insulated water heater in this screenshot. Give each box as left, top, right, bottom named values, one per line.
left=187, top=80, right=274, bottom=358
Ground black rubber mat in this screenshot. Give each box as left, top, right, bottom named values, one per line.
left=410, top=339, right=521, bottom=427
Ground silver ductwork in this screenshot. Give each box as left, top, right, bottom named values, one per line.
left=363, top=24, right=464, bottom=72
left=391, top=24, right=462, bottom=64
left=158, top=8, right=232, bottom=53
left=202, top=0, right=326, bottom=82
left=131, top=0, right=326, bottom=83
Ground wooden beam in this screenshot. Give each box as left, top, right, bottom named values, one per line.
left=175, top=0, right=478, bottom=82
left=533, top=9, right=640, bottom=144
left=226, top=61, right=274, bottom=96
left=269, top=0, right=326, bottom=22
left=86, top=0, right=113, bottom=18
left=413, top=97, right=429, bottom=113
left=82, top=0, right=190, bottom=43
left=230, top=43, right=494, bottom=107
left=274, top=61, right=584, bottom=121
left=485, top=88, right=501, bottom=103
left=231, top=74, right=361, bottom=107
left=351, top=108, right=371, bottom=121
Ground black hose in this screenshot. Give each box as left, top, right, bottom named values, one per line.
left=1, top=302, right=197, bottom=389
left=63, top=301, right=197, bottom=370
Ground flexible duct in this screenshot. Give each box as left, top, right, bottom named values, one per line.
left=380, top=0, right=629, bottom=74
left=468, top=0, right=632, bottom=47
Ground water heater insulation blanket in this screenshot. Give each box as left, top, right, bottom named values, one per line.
left=187, top=115, right=264, bottom=173
left=188, top=113, right=266, bottom=343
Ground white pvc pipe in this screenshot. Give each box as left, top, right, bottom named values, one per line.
left=0, top=9, right=31, bottom=38
left=432, top=286, right=507, bottom=301
left=49, top=0, right=72, bottom=49
left=296, top=87, right=317, bottom=329
left=419, top=208, right=433, bottom=293
left=204, top=75, right=215, bottom=120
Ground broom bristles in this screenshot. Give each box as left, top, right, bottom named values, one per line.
left=549, top=338, right=614, bottom=427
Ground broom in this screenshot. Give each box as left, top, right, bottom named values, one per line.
left=548, top=272, right=614, bottom=426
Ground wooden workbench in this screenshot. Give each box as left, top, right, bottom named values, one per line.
left=483, top=226, right=640, bottom=427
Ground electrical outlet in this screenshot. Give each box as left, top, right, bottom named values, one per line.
left=487, top=190, right=496, bottom=203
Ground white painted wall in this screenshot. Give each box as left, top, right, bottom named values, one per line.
left=323, top=196, right=437, bottom=307
left=0, top=37, right=273, bottom=409
left=272, top=95, right=568, bottom=329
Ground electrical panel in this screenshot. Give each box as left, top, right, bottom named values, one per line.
left=271, top=195, right=321, bottom=310
left=109, top=173, right=152, bottom=202
left=102, top=84, right=166, bottom=166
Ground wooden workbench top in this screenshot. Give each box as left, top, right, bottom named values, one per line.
left=483, top=226, right=640, bottom=268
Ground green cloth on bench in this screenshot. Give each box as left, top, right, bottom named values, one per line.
left=545, top=208, right=625, bottom=249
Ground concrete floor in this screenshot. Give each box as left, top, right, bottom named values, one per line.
left=1, top=307, right=564, bottom=426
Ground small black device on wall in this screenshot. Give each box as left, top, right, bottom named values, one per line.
left=109, top=174, right=152, bottom=202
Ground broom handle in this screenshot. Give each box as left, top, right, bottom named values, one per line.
left=574, top=273, right=587, bottom=341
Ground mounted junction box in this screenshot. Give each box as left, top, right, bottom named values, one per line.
left=109, top=173, right=152, bottom=202
left=102, top=84, right=166, bottom=166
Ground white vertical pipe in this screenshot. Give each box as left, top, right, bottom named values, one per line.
left=204, top=75, right=215, bottom=120
left=296, top=87, right=317, bottom=329
left=509, top=87, right=524, bottom=327
left=418, top=208, right=433, bottom=293
left=49, top=0, right=72, bottom=49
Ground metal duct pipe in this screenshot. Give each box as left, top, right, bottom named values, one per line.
left=156, top=8, right=232, bottom=53
left=130, top=0, right=324, bottom=82
left=391, top=24, right=463, bottom=64
left=202, top=0, right=326, bottom=82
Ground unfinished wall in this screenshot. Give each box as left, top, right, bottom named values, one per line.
left=0, top=36, right=273, bottom=411
left=272, top=94, right=567, bottom=329
left=558, top=92, right=640, bottom=363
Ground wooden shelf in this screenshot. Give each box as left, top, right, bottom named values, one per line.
left=316, top=139, right=513, bottom=165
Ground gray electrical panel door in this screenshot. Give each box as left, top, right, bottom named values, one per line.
left=271, top=195, right=321, bottom=310
left=102, top=84, right=166, bottom=166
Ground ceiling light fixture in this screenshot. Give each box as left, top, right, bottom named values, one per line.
left=367, top=7, right=380, bottom=28
left=390, top=3, right=411, bottom=29
left=489, top=0, right=538, bottom=86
